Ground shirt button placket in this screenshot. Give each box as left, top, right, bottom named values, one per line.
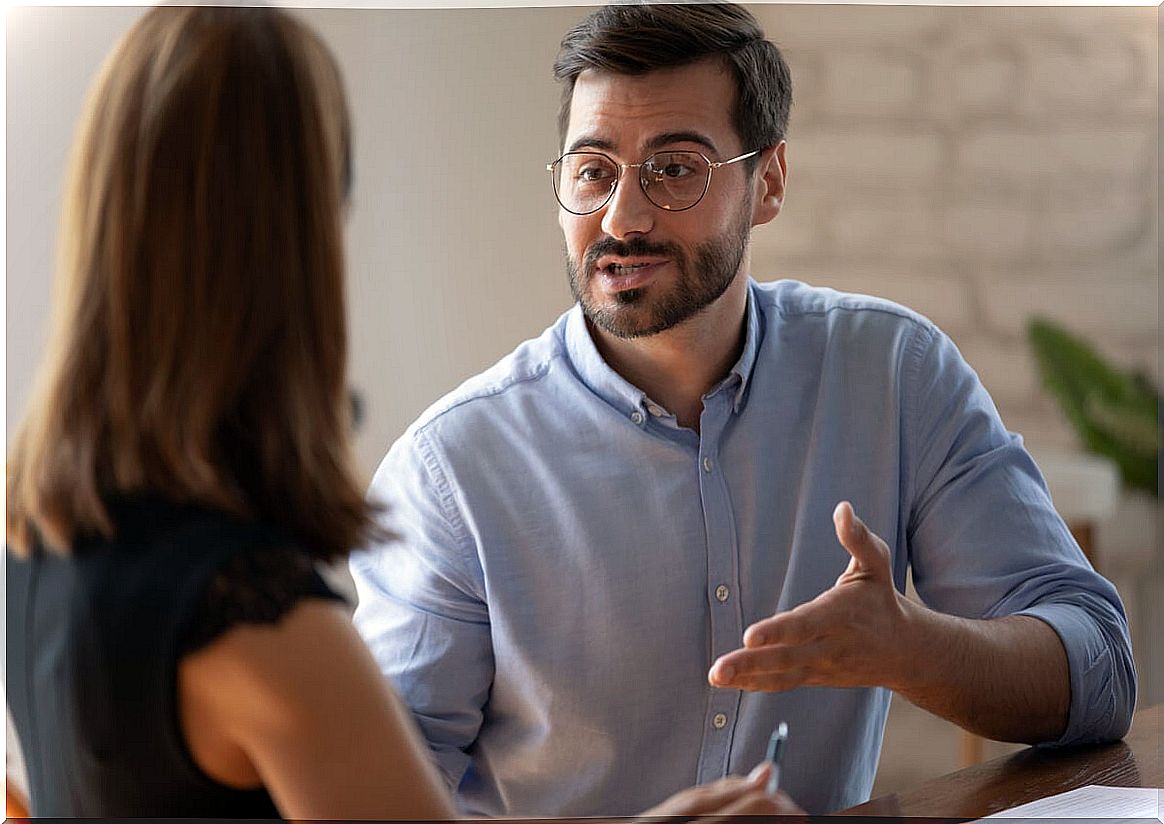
left=696, top=399, right=741, bottom=785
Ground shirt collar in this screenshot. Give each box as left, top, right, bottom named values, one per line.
left=562, top=278, right=764, bottom=418
left=728, top=280, right=763, bottom=412
left=564, top=304, right=650, bottom=416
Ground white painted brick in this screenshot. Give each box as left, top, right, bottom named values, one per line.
left=947, top=47, right=1022, bottom=112
left=957, top=128, right=1151, bottom=183
left=751, top=194, right=823, bottom=258
left=789, top=128, right=945, bottom=181
left=819, top=51, right=921, bottom=115
left=1125, top=27, right=1160, bottom=112
left=781, top=50, right=821, bottom=120
left=1034, top=6, right=1157, bottom=50
left=940, top=203, right=1032, bottom=258
left=1122, top=228, right=1161, bottom=276
left=755, top=4, right=948, bottom=46
left=805, top=269, right=975, bottom=334
left=996, top=408, right=1082, bottom=453
left=1034, top=191, right=1153, bottom=260
left=956, top=339, right=1042, bottom=407
left=978, top=277, right=1159, bottom=338
left=831, top=197, right=946, bottom=259
left=1096, top=492, right=1160, bottom=573
left=1022, top=40, right=1138, bottom=113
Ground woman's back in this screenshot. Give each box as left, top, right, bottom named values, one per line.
left=6, top=496, right=340, bottom=818
left=1, top=9, right=460, bottom=817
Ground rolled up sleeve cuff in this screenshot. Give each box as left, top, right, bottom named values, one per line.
left=1018, top=600, right=1136, bottom=747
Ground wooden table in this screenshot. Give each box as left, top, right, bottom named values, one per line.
left=842, top=703, right=1160, bottom=820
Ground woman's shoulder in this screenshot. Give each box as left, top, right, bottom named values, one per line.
left=180, top=532, right=346, bottom=656
left=71, top=494, right=347, bottom=653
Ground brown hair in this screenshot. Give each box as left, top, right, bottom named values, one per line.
left=553, top=2, right=793, bottom=165
left=6, top=5, right=379, bottom=560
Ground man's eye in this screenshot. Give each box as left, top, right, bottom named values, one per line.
left=660, top=162, right=695, bottom=179
left=577, top=165, right=614, bottom=182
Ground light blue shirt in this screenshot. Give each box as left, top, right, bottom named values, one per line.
left=351, top=279, right=1135, bottom=816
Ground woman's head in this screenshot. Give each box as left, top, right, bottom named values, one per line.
left=7, top=6, right=377, bottom=558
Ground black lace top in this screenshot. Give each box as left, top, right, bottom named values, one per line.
left=180, top=541, right=341, bottom=655
left=6, top=495, right=345, bottom=819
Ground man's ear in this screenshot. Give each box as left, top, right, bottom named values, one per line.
left=751, top=141, right=787, bottom=227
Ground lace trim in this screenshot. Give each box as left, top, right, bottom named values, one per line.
left=180, top=545, right=343, bottom=655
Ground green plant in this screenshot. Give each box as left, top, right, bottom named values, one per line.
left=1027, top=317, right=1159, bottom=497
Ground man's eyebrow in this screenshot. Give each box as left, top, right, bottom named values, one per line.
left=565, top=131, right=721, bottom=156
left=566, top=135, right=616, bottom=154
left=646, top=131, right=719, bottom=155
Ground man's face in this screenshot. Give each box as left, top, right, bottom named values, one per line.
left=559, top=59, right=760, bottom=340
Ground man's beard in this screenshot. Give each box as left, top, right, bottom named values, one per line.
left=566, top=206, right=751, bottom=340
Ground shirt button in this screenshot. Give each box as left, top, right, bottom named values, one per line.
left=647, top=404, right=665, bottom=417
left=630, top=410, right=644, bottom=425
left=712, top=712, right=728, bottom=729
left=715, top=584, right=730, bottom=603
left=702, top=456, right=713, bottom=472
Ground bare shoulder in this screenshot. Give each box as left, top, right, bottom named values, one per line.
left=181, top=599, right=360, bottom=731
left=179, top=599, right=456, bottom=819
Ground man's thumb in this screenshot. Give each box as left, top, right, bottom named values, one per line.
left=833, top=500, right=880, bottom=570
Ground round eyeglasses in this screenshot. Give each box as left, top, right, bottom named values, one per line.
left=547, top=149, right=760, bottom=215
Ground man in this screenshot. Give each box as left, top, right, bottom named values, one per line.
left=351, top=3, right=1136, bottom=816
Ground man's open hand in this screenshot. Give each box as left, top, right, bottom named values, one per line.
left=708, top=501, right=912, bottom=693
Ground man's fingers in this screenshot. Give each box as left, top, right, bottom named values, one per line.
left=715, top=670, right=811, bottom=693
left=833, top=500, right=889, bottom=574
left=742, top=600, right=819, bottom=648
left=709, top=641, right=819, bottom=688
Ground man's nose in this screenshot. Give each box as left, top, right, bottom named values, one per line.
left=600, top=169, right=655, bottom=239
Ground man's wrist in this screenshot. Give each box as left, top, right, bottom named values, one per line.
left=885, top=593, right=941, bottom=694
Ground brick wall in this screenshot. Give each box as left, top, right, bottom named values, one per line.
left=748, top=3, right=1159, bottom=701
left=754, top=6, right=1156, bottom=439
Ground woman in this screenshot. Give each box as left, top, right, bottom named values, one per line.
left=5, top=6, right=800, bottom=819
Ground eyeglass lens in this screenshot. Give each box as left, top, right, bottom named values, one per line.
left=552, top=151, right=712, bottom=214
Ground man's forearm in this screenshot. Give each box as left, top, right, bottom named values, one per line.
left=892, top=602, right=1070, bottom=744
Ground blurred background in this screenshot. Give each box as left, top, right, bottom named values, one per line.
left=6, top=1, right=1158, bottom=797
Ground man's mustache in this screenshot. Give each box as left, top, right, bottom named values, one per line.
left=583, top=237, right=681, bottom=272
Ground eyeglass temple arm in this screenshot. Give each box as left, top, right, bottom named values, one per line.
left=710, top=149, right=762, bottom=169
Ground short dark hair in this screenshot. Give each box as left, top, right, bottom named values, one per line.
left=553, top=2, right=792, bottom=161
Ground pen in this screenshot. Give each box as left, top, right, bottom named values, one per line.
left=765, top=721, right=788, bottom=795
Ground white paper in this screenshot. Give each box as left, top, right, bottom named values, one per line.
left=980, top=784, right=1162, bottom=822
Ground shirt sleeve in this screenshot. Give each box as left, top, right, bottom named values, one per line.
left=902, top=321, right=1136, bottom=746
left=349, top=426, right=494, bottom=792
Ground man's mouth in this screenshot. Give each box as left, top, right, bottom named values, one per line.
left=595, top=259, right=665, bottom=292
left=607, top=262, right=651, bottom=275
